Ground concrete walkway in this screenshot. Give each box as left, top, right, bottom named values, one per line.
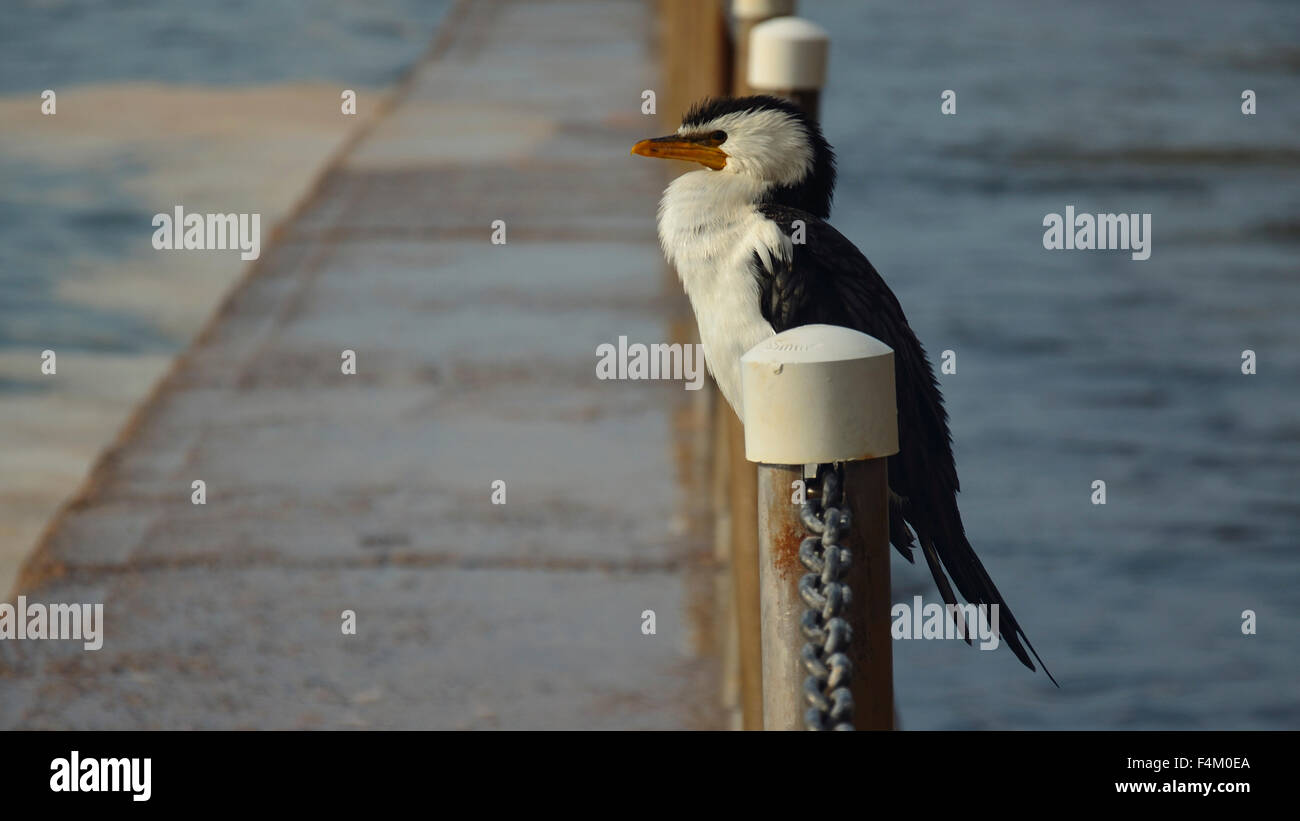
left=1, top=0, right=722, bottom=729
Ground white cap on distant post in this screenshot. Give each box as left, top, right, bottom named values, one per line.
left=747, top=17, right=830, bottom=91
left=741, top=325, right=898, bottom=464
left=733, top=0, right=796, bottom=20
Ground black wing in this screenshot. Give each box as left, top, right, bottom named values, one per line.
left=755, top=203, right=1056, bottom=685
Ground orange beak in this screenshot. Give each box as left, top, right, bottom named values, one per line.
left=630, top=135, right=728, bottom=170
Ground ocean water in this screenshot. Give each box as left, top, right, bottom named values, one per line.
left=0, top=0, right=451, bottom=355
left=801, top=0, right=1300, bottom=728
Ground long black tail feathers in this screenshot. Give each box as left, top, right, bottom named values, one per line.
left=917, top=533, right=1060, bottom=688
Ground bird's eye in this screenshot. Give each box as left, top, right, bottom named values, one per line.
left=709, top=130, right=727, bottom=143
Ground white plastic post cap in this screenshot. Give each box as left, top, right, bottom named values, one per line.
left=741, top=325, right=899, bottom=464
left=732, top=0, right=797, bottom=20
left=747, top=17, right=830, bottom=91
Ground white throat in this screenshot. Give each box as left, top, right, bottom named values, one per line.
left=657, top=170, right=791, bottom=420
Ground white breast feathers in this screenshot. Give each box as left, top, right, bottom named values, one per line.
left=656, top=170, right=791, bottom=420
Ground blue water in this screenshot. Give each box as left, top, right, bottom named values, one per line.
left=802, top=0, right=1300, bottom=728
left=0, top=0, right=451, bottom=364
left=0, top=0, right=450, bottom=91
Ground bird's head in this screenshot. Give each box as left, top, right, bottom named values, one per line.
left=631, top=95, right=836, bottom=218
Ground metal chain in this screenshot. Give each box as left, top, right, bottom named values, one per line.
left=798, top=463, right=855, bottom=731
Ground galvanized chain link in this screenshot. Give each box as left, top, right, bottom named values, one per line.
left=798, top=463, right=854, bottom=731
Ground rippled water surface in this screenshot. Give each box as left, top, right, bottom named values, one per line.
left=804, top=0, right=1299, bottom=728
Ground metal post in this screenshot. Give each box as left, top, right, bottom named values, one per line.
left=747, top=16, right=829, bottom=117
left=732, top=0, right=796, bottom=96
left=722, top=402, right=764, bottom=729
left=743, top=325, right=898, bottom=730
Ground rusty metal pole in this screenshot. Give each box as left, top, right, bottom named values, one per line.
left=743, top=325, right=898, bottom=730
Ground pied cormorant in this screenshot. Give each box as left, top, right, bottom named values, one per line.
left=633, top=95, right=1055, bottom=685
